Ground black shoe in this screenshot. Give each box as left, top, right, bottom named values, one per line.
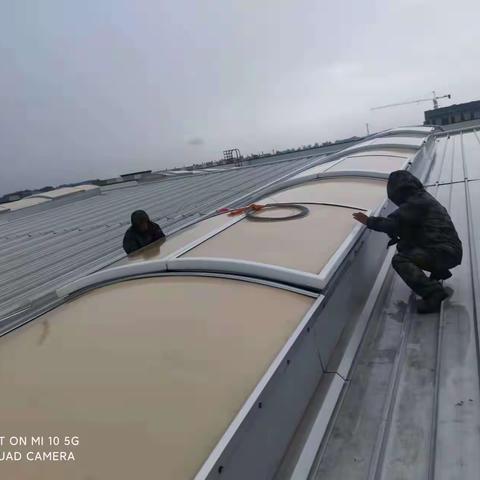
left=430, top=270, right=452, bottom=281
left=417, top=289, right=449, bottom=314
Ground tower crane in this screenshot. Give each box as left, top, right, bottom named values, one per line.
left=371, top=91, right=451, bottom=111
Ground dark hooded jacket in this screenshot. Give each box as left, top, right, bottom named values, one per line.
left=123, top=210, right=165, bottom=254
left=366, top=170, right=462, bottom=262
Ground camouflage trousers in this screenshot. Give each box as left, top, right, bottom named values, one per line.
left=392, top=247, right=458, bottom=299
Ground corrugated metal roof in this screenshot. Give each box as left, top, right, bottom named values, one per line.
left=0, top=155, right=321, bottom=317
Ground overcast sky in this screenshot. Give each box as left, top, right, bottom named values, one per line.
left=1, top=0, right=479, bottom=194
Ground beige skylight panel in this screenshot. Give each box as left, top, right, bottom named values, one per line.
left=4, top=196, right=51, bottom=210
left=183, top=204, right=358, bottom=274
left=327, top=155, right=406, bottom=173
left=291, top=161, right=338, bottom=179
left=346, top=148, right=411, bottom=158
left=265, top=177, right=387, bottom=209
left=0, top=276, right=313, bottom=480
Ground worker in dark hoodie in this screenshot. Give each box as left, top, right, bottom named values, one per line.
left=353, top=170, right=462, bottom=314
left=123, top=210, right=165, bottom=254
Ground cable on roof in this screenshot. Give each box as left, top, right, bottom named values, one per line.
left=245, top=203, right=309, bottom=222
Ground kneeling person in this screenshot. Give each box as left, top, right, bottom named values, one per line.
left=353, top=170, right=462, bottom=314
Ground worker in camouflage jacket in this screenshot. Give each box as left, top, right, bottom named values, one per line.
left=353, top=170, right=462, bottom=314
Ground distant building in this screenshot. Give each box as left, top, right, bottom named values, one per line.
left=424, top=100, right=480, bottom=126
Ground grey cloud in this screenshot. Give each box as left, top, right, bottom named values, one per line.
left=0, top=0, right=479, bottom=194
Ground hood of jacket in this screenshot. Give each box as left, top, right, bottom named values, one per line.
left=387, top=170, right=424, bottom=206
left=131, top=210, right=150, bottom=233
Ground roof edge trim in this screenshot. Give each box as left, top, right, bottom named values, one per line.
left=56, top=257, right=325, bottom=299
left=167, top=257, right=324, bottom=291
left=56, top=260, right=169, bottom=298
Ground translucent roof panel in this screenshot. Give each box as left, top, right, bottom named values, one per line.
left=386, top=126, right=433, bottom=135
left=265, top=177, right=387, bottom=209
left=73, top=184, right=98, bottom=191
left=32, top=185, right=99, bottom=199
left=369, top=136, right=425, bottom=149
left=326, top=154, right=407, bottom=174
left=3, top=196, right=51, bottom=210
left=114, top=213, right=233, bottom=266
left=341, top=137, right=423, bottom=156
left=183, top=204, right=358, bottom=274
left=291, top=160, right=342, bottom=180
left=345, top=148, right=411, bottom=158
left=0, top=276, right=313, bottom=480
